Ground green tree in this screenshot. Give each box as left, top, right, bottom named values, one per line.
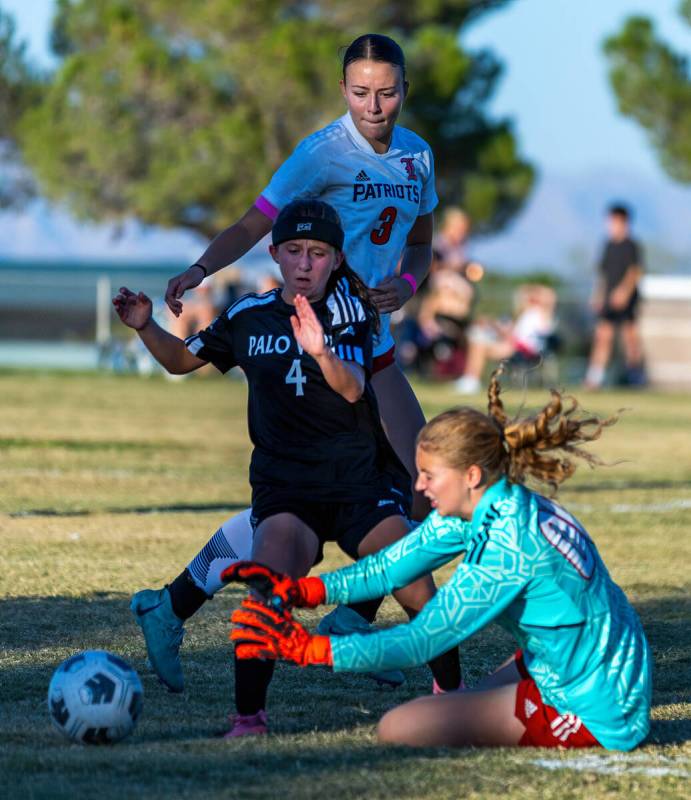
left=16, top=0, right=533, bottom=237
left=0, top=6, right=40, bottom=207
left=604, top=0, right=691, bottom=183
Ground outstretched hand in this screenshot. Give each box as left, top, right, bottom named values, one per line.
left=165, top=265, right=205, bottom=317
left=290, top=294, right=326, bottom=357
left=221, top=561, right=326, bottom=610
left=230, top=598, right=332, bottom=667
left=369, top=275, right=414, bottom=314
left=112, top=287, right=153, bottom=331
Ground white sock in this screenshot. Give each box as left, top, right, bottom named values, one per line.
left=585, top=365, right=605, bottom=387
left=455, top=375, right=480, bottom=394
left=186, top=508, right=254, bottom=596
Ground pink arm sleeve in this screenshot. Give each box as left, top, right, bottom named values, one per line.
left=254, top=195, right=280, bottom=221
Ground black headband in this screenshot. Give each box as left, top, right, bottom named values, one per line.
left=272, top=215, right=344, bottom=251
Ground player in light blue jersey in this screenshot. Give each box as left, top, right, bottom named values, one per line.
left=133, top=34, right=463, bottom=697
left=228, top=369, right=652, bottom=750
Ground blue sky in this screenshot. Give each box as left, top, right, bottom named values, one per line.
left=1, top=0, right=690, bottom=270
left=463, top=0, right=689, bottom=179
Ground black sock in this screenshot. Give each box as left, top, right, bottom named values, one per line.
left=167, top=568, right=209, bottom=621
left=234, top=655, right=275, bottom=715
left=428, top=646, right=462, bottom=691
left=346, top=597, right=384, bottom=624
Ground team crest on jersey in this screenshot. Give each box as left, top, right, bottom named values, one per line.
left=400, top=157, right=417, bottom=181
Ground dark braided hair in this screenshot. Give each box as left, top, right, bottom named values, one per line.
left=342, top=34, right=407, bottom=82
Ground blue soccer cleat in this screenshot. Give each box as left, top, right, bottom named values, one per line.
left=317, top=604, right=406, bottom=689
left=130, top=587, right=185, bottom=693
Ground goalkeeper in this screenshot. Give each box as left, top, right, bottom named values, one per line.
left=227, top=368, right=652, bottom=750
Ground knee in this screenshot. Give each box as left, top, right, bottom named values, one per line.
left=377, top=707, right=408, bottom=745
left=377, top=702, right=424, bottom=746
left=594, top=323, right=614, bottom=344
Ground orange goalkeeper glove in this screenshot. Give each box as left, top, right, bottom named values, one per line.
left=221, top=561, right=326, bottom=611
left=230, top=598, right=332, bottom=667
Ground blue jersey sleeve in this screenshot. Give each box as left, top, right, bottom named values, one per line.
left=329, top=518, right=528, bottom=673
left=321, top=511, right=468, bottom=604
left=260, top=137, right=333, bottom=211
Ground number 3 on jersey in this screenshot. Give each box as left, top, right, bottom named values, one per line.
left=370, top=206, right=398, bottom=245
left=285, top=358, right=306, bottom=396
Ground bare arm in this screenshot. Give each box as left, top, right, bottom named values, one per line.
left=313, top=350, right=365, bottom=403
left=401, top=212, right=435, bottom=285
left=113, top=288, right=208, bottom=375
left=369, top=213, right=434, bottom=314
left=609, top=264, right=643, bottom=309
left=590, top=275, right=605, bottom=313
left=166, top=205, right=274, bottom=316
left=290, top=294, right=365, bottom=403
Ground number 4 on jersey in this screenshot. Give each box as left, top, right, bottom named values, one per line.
left=285, top=358, right=306, bottom=396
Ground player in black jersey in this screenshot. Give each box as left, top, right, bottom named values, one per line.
left=114, top=199, right=461, bottom=737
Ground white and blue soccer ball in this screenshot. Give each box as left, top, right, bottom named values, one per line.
left=48, top=650, right=143, bottom=744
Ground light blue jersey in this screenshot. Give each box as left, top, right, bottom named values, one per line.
left=257, top=113, right=438, bottom=356
left=321, top=478, right=652, bottom=751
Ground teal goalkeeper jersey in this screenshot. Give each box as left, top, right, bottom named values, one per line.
left=321, top=478, right=652, bottom=751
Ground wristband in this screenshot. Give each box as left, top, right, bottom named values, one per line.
left=191, top=262, right=208, bottom=278
left=400, top=272, right=418, bottom=295
left=303, top=635, right=333, bottom=667
left=296, top=576, right=327, bottom=607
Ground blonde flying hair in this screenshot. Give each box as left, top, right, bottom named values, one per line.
left=417, top=366, right=618, bottom=493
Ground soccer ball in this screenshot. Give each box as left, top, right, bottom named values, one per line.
left=48, top=650, right=143, bottom=744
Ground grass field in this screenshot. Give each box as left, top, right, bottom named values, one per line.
left=1, top=369, right=689, bottom=799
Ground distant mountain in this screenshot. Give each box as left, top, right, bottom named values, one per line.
left=0, top=199, right=204, bottom=263
left=2, top=167, right=690, bottom=284
left=470, top=167, right=691, bottom=283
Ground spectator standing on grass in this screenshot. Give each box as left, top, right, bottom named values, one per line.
left=584, top=203, right=646, bottom=389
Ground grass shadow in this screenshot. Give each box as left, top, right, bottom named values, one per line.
left=1, top=591, right=689, bottom=745
left=9, top=502, right=250, bottom=518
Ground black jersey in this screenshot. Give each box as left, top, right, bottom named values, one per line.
left=185, top=278, right=409, bottom=503
left=600, top=237, right=644, bottom=295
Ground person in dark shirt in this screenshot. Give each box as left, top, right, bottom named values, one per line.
left=113, top=198, right=461, bottom=737
left=584, top=204, right=646, bottom=388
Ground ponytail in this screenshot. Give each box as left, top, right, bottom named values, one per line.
left=418, top=365, right=619, bottom=493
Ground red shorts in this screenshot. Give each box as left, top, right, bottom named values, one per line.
left=372, top=344, right=396, bottom=374
left=514, top=650, right=601, bottom=748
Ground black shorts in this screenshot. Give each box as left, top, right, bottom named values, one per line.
left=599, top=293, right=639, bottom=324
left=250, top=485, right=410, bottom=565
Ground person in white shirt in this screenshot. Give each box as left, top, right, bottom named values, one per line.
left=455, top=284, right=556, bottom=394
